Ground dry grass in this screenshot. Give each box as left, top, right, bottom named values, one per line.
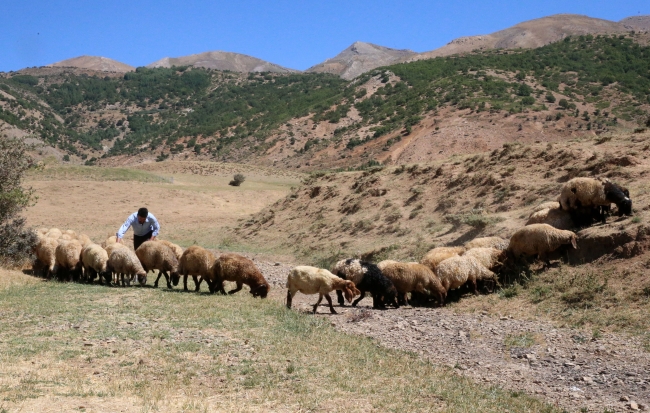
left=0, top=277, right=559, bottom=412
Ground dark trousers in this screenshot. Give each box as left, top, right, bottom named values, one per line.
left=134, top=231, right=153, bottom=251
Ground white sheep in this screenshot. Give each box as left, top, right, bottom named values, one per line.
left=54, top=239, right=83, bottom=281
left=558, top=177, right=632, bottom=222
left=463, top=247, right=506, bottom=271
left=508, top=223, right=577, bottom=264
left=158, top=240, right=183, bottom=261
left=107, top=248, right=147, bottom=287
left=45, top=228, right=62, bottom=239
left=286, top=266, right=360, bottom=314
left=436, top=255, right=497, bottom=295
left=81, top=244, right=110, bottom=284
left=135, top=241, right=180, bottom=289
left=420, top=246, right=466, bottom=272
left=77, top=233, right=93, bottom=248
left=378, top=260, right=446, bottom=306
left=526, top=207, right=574, bottom=230
left=531, top=201, right=560, bottom=214
left=331, top=259, right=399, bottom=309
left=464, top=237, right=509, bottom=251
left=178, top=246, right=216, bottom=292
left=33, top=236, right=58, bottom=279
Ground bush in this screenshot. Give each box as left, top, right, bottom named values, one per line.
left=229, top=173, right=246, bottom=187
left=0, top=139, right=37, bottom=265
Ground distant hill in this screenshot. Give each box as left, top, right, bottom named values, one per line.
left=146, top=51, right=296, bottom=73
left=414, top=14, right=629, bottom=60
left=306, top=42, right=416, bottom=80
left=620, top=15, right=650, bottom=31
left=49, top=56, right=135, bottom=72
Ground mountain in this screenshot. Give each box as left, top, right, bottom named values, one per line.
left=49, top=56, right=135, bottom=72
left=306, top=42, right=417, bottom=80
left=414, top=14, right=628, bottom=60
left=146, top=51, right=296, bottom=73
left=620, top=15, right=650, bottom=31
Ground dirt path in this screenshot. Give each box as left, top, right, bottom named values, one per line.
left=252, top=258, right=650, bottom=413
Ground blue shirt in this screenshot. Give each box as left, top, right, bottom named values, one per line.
left=117, top=212, right=160, bottom=239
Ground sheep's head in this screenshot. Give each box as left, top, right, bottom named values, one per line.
left=618, top=198, right=633, bottom=216
left=170, top=271, right=180, bottom=286
left=137, top=271, right=147, bottom=286
left=251, top=282, right=270, bottom=298
left=342, top=281, right=361, bottom=303
left=384, top=285, right=400, bottom=308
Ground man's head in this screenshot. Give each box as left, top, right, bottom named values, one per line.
left=137, top=207, right=149, bottom=224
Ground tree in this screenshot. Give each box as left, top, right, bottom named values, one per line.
left=0, top=139, right=37, bottom=265
left=229, top=173, right=246, bottom=187
left=545, top=92, right=556, bottom=103
left=558, top=99, right=569, bottom=109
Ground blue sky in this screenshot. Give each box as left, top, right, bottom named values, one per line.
left=1, top=0, right=648, bottom=72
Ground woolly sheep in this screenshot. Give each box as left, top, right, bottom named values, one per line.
left=54, top=239, right=83, bottom=282
left=77, top=233, right=93, bottom=248
left=107, top=248, right=147, bottom=287
left=462, top=248, right=505, bottom=292
left=63, top=229, right=77, bottom=238
left=135, top=241, right=180, bottom=289
left=331, top=259, right=399, bottom=309
left=463, top=237, right=509, bottom=251
left=286, top=266, right=360, bottom=314
left=378, top=260, right=446, bottom=307
left=559, top=177, right=632, bottom=222
left=101, top=235, right=118, bottom=248
left=104, top=242, right=127, bottom=259
left=158, top=240, right=183, bottom=261
left=531, top=201, right=560, bottom=214
left=212, top=253, right=270, bottom=298
left=420, top=246, right=466, bottom=272
left=178, top=246, right=216, bottom=292
left=45, top=228, right=62, bottom=239
left=436, top=255, right=497, bottom=295
left=81, top=244, right=110, bottom=284
left=33, top=236, right=58, bottom=279
left=508, top=223, right=577, bottom=264
left=526, top=207, right=574, bottom=230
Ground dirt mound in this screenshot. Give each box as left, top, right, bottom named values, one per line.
left=621, top=15, right=650, bottom=32
left=49, top=56, right=134, bottom=72
left=146, top=51, right=296, bottom=73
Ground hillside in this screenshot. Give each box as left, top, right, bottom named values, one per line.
left=49, top=55, right=135, bottom=72
left=146, top=51, right=296, bottom=73
left=0, top=33, right=649, bottom=170
left=621, top=15, right=650, bottom=31
left=306, top=41, right=417, bottom=80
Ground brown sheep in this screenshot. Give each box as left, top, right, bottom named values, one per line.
left=178, top=246, right=216, bottom=292
left=212, top=253, right=270, bottom=298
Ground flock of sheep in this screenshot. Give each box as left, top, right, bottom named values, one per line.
left=31, top=176, right=633, bottom=314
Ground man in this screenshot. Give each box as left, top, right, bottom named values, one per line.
left=116, top=207, right=160, bottom=250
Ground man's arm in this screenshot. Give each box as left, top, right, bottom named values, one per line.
left=149, top=214, right=161, bottom=239
left=116, top=213, right=136, bottom=240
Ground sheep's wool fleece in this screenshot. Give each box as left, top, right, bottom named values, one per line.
left=559, top=177, right=608, bottom=209
left=332, top=259, right=368, bottom=284
left=159, top=240, right=183, bottom=261
left=464, top=237, right=509, bottom=251
left=436, top=255, right=492, bottom=290
left=55, top=240, right=83, bottom=268
left=82, top=244, right=109, bottom=272
left=35, top=237, right=58, bottom=269
left=136, top=241, right=178, bottom=271
left=378, top=261, right=439, bottom=292
left=463, top=248, right=504, bottom=270
left=287, top=266, right=340, bottom=295
left=526, top=207, right=574, bottom=230
left=508, top=223, right=575, bottom=256
left=108, top=248, right=145, bottom=275
left=420, top=247, right=466, bottom=270
left=531, top=201, right=560, bottom=214
left=179, top=246, right=215, bottom=277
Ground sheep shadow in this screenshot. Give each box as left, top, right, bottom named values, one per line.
left=448, top=227, right=484, bottom=246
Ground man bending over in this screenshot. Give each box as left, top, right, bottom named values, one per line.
left=116, top=207, right=160, bottom=250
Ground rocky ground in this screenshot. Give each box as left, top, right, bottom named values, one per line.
left=251, top=257, right=650, bottom=413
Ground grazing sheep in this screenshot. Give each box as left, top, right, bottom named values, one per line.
left=436, top=255, right=497, bottom=295
left=508, top=223, right=577, bottom=264
left=212, top=253, right=270, bottom=298
left=77, top=234, right=93, bottom=248
left=420, top=246, right=466, bottom=272
left=63, top=229, right=77, bottom=238
left=101, top=235, right=118, bottom=248
left=36, top=227, right=49, bottom=237
left=559, top=177, right=632, bottom=223
left=178, top=246, right=216, bottom=292
left=526, top=207, right=574, bottom=230
left=135, top=241, right=180, bottom=289
left=45, top=228, right=62, bottom=239
left=463, top=237, right=509, bottom=251
left=463, top=247, right=506, bottom=271
left=104, top=242, right=127, bottom=259
left=81, top=244, right=110, bottom=284
left=107, top=248, right=147, bottom=287
left=286, top=266, right=360, bottom=314
left=331, top=259, right=399, bottom=309
left=33, top=236, right=58, bottom=279
left=54, top=240, right=83, bottom=282
left=158, top=240, right=183, bottom=261
left=531, top=201, right=560, bottom=214
left=378, top=260, right=446, bottom=306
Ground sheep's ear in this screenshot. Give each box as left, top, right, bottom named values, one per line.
left=570, top=236, right=577, bottom=249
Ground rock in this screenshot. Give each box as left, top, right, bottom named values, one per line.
left=622, top=396, right=630, bottom=402
left=629, top=401, right=640, bottom=410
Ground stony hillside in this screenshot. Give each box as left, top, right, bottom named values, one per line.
left=621, top=15, right=650, bottom=31
left=307, top=42, right=417, bottom=80
left=49, top=56, right=135, bottom=72
left=146, top=51, right=295, bottom=73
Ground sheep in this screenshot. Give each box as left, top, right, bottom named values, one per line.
left=463, top=237, right=509, bottom=251
left=77, top=233, right=93, bottom=248
left=331, top=259, right=399, bottom=309
left=33, top=236, right=58, bottom=279
left=158, top=240, right=183, bottom=261
left=101, top=235, right=118, bottom=248
left=81, top=244, right=110, bottom=284
left=104, top=242, right=127, bottom=259
left=419, top=246, right=466, bottom=272
left=63, top=229, right=77, bottom=238
left=526, top=207, right=574, bottom=230
left=54, top=239, right=83, bottom=282
left=531, top=201, right=560, bottom=214
left=45, top=228, right=62, bottom=239
left=286, top=266, right=360, bottom=314
left=178, top=246, right=216, bottom=292
left=107, top=248, right=147, bottom=287
left=36, top=227, right=49, bottom=237
left=378, top=260, right=446, bottom=307
left=508, top=223, right=577, bottom=265
left=559, top=177, right=632, bottom=223
left=135, top=241, right=180, bottom=289
left=212, top=253, right=270, bottom=298
left=436, top=255, right=498, bottom=295
left=462, top=247, right=506, bottom=292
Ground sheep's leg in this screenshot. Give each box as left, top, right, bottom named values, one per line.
left=325, top=294, right=337, bottom=314
left=312, top=294, right=325, bottom=314
left=158, top=270, right=171, bottom=289
left=228, top=282, right=243, bottom=295
left=183, top=274, right=189, bottom=291
left=153, top=271, right=163, bottom=288
left=193, top=275, right=202, bottom=291
left=351, top=290, right=366, bottom=307
left=286, top=290, right=293, bottom=309
left=336, top=290, right=345, bottom=307
left=470, top=278, right=478, bottom=295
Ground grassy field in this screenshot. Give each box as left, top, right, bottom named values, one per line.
left=0, top=271, right=558, bottom=413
